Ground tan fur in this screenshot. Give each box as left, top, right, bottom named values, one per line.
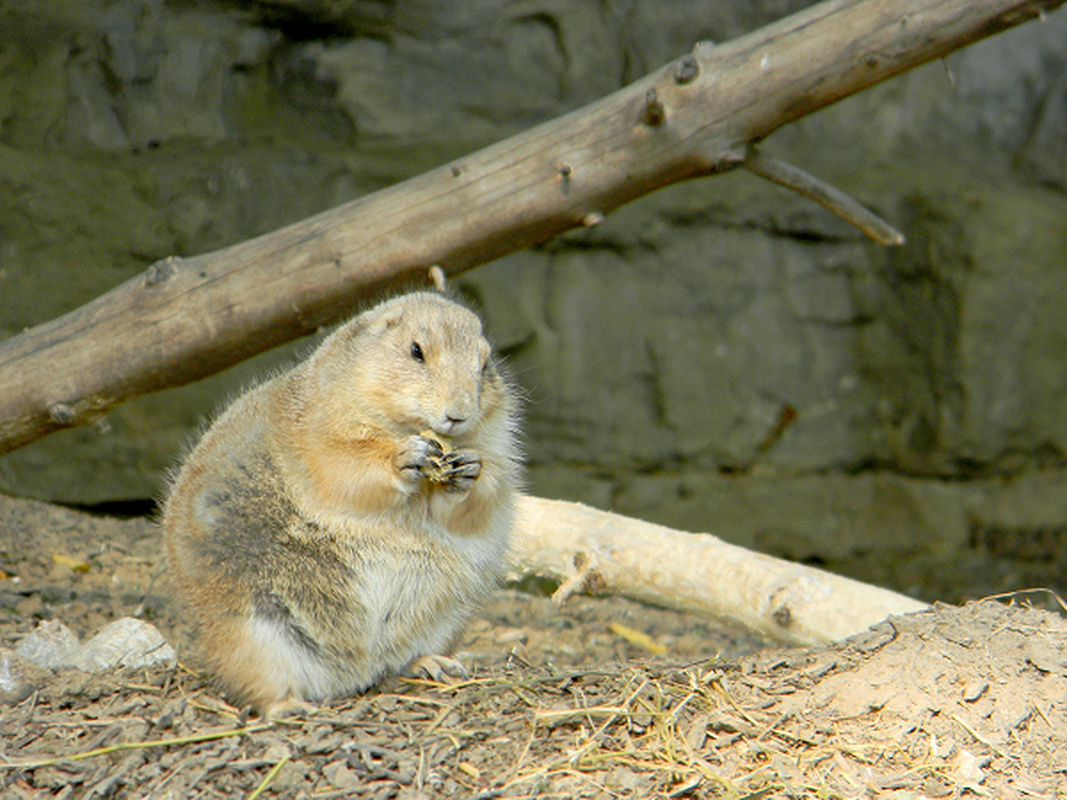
left=161, top=291, right=521, bottom=715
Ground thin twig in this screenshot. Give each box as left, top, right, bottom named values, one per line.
left=743, top=147, right=906, bottom=246
left=951, top=714, right=1013, bottom=760
left=0, top=724, right=272, bottom=770
left=246, top=753, right=290, bottom=800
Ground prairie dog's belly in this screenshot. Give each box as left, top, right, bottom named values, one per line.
left=196, top=449, right=501, bottom=695
left=246, top=537, right=475, bottom=697
left=342, top=522, right=505, bottom=633
left=242, top=519, right=502, bottom=699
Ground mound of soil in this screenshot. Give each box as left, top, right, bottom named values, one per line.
left=2, top=493, right=1065, bottom=798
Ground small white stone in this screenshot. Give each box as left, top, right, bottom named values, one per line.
left=0, top=648, right=51, bottom=705
left=14, top=619, right=81, bottom=669
left=72, top=617, right=177, bottom=673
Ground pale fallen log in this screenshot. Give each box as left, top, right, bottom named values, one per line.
left=509, top=495, right=929, bottom=645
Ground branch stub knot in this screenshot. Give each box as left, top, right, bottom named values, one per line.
left=674, top=55, right=700, bottom=84
left=641, top=88, right=666, bottom=126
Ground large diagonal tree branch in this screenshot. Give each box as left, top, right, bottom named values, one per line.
left=0, top=0, right=1062, bottom=456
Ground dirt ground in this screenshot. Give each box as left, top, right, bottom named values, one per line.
left=2, top=492, right=1066, bottom=799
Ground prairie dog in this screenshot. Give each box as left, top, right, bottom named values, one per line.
left=162, top=291, right=521, bottom=715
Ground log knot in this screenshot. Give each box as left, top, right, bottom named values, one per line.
left=144, top=257, right=180, bottom=287
left=47, top=403, right=76, bottom=426
left=550, top=550, right=605, bottom=606
left=772, top=604, right=793, bottom=627
left=640, top=88, right=666, bottom=126
left=674, top=55, right=699, bottom=85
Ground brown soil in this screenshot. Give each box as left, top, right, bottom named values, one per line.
left=1, top=493, right=1065, bottom=799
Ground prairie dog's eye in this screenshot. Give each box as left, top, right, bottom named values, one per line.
left=410, top=342, right=425, bottom=362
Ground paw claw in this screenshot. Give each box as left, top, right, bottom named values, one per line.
left=394, top=435, right=439, bottom=483
left=439, top=450, right=482, bottom=493
left=396, top=437, right=482, bottom=493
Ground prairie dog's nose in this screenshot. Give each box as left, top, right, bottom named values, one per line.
left=442, top=414, right=467, bottom=433
left=443, top=390, right=476, bottom=431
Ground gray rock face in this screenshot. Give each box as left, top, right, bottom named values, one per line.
left=1, top=0, right=1066, bottom=582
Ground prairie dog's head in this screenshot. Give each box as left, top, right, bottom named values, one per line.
left=309, top=291, right=508, bottom=439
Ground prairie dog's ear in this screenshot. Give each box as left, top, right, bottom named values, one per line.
left=365, top=307, right=404, bottom=337
left=334, top=315, right=367, bottom=341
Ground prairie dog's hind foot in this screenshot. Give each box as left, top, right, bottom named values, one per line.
left=405, top=654, right=470, bottom=684
left=262, top=698, right=319, bottom=722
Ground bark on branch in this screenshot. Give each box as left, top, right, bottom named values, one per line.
left=0, top=0, right=1061, bottom=455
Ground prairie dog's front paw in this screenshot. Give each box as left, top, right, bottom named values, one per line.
left=416, top=431, right=480, bottom=492
left=438, top=450, right=482, bottom=493
left=394, top=435, right=444, bottom=484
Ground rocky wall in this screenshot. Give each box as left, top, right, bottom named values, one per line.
left=1, top=0, right=1066, bottom=598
